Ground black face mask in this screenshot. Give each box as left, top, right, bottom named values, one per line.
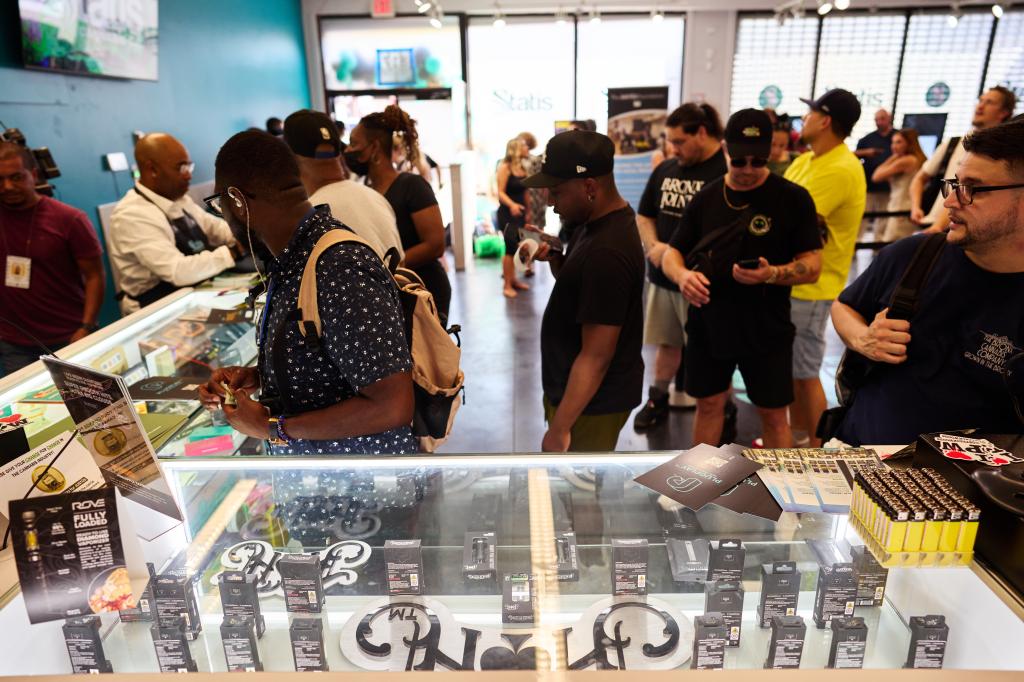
left=343, top=150, right=371, bottom=177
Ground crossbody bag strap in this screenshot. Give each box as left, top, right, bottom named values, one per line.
left=887, top=232, right=947, bottom=321
left=296, top=228, right=376, bottom=341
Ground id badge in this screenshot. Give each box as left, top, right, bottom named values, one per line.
left=5, top=256, right=31, bottom=289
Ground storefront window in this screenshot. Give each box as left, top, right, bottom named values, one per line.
left=983, top=10, right=1024, bottom=115
left=730, top=16, right=819, bottom=116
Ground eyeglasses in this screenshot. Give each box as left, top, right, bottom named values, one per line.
left=204, top=188, right=254, bottom=217
left=178, top=162, right=195, bottom=176
left=729, top=157, right=769, bottom=168
left=940, top=178, right=1024, bottom=205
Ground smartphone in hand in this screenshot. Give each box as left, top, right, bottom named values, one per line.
left=737, top=258, right=761, bottom=270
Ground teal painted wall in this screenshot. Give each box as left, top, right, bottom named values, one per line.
left=0, top=0, right=310, bottom=323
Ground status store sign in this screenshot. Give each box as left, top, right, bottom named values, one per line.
left=9, top=487, right=147, bottom=624
left=42, top=357, right=182, bottom=523
left=607, top=87, right=669, bottom=212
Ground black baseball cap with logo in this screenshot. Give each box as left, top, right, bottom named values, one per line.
left=724, top=108, right=773, bottom=159
left=283, top=109, right=341, bottom=158
left=522, top=130, right=615, bottom=188
left=800, top=89, right=862, bottom=137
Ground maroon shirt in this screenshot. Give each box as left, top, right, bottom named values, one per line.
left=0, top=196, right=103, bottom=346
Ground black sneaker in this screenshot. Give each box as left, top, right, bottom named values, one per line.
left=633, top=388, right=670, bottom=430
left=719, top=399, right=738, bottom=445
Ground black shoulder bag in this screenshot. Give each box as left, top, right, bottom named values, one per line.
left=920, top=137, right=961, bottom=215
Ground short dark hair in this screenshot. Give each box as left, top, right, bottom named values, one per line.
left=989, top=85, right=1017, bottom=118
left=0, top=141, right=37, bottom=172
left=962, top=118, right=1024, bottom=177
left=666, top=102, right=724, bottom=139
left=215, top=130, right=303, bottom=195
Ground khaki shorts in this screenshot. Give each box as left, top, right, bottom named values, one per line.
left=643, top=283, right=688, bottom=348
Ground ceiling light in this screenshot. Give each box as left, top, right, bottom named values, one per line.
left=817, top=0, right=834, bottom=16
left=651, top=9, right=665, bottom=22
left=947, top=4, right=962, bottom=27
left=835, top=0, right=851, bottom=10
left=493, top=12, right=506, bottom=28
left=589, top=8, right=601, bottom=24
left=429, top=5, right=443, bottom=29
left=555, top=11, right=568, bottom=25
left=417, top=2, right=432, bottom=14
left=992, top=3, right=1005, bottom=17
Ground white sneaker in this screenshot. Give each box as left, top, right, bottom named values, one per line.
left=669, top=385, right=697, bottom=408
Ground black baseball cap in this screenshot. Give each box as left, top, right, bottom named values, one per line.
left=724, top=109, right=773, bottom=159
left=283, top=109, right=341, bottom=158
left=800, top=89, right=862, bottom=137
left=522, top=130, right=615, bottom=188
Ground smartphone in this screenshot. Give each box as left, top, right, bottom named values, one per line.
left=737, top=258, right=761, bottom=270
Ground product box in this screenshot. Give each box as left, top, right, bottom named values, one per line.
left=63, top=616, right=113, bottom=674
left=850, top=545, right=888, bottom=606
left=290, top=617, right=328, bottom=672
left=502, top=573, right=537, bottom=624
left=278, top=553, right=325, bottom=613
left=707, top=539, right=745, bottom=583
left=463, top=532, right=496, bottom=581
left=385, top=539, right=423, bottom=596
left=151, top=618, right=198, bottom=673
left=221, top=616, right=263, bottom=672
left=828, top=616, right=868, bottom=669
left=153, top=572, right=202, bottom=640
left=705, top=581, right=744, bottom=647
left=119, top=563, right=156, bottom=623
left=666, top=538, right=710, bottom=583
left=219, top=570, right=265, bottom=637
left=905, top=614, right=948, bottom=669
left=553, top=531, right=580, bottom=582
left=691, top=612, right=728, bottom=670
left=812, top=563, right=857, bottom=628
left=611, top=539, right=648, bottom=596
left=765, top=615, right=806, bottom=669
left=757, top=561, right=801, bottom=628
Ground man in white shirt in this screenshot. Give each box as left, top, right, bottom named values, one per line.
left=282, top=109, right=403, bottom=263
left=109, top=133, right=244, bottom=314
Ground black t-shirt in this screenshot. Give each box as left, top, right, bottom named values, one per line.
left=668, top=174, right=821, bottom=357
left=837, top=235, right=1024, bottom=445
left=541, top=206, right=645, bottom=415
left=383, top=172, right=438, bottom=251
left=638, top=149, right=727, bottom=289
left=856, top=130, right=894, bottom=193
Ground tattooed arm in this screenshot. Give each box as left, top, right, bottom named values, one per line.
left=732, top=250, right=822, bottom=287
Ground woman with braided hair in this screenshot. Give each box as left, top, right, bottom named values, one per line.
left=344, top=105, right=451, bottom=321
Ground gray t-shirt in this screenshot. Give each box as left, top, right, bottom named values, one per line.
left=309, top=180, right=404, bottom=262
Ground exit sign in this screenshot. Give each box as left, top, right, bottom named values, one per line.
left=372, top=0, right=395, bottom=18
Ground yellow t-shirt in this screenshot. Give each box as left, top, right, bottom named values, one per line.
left=784, top=144, right=866, bottom=301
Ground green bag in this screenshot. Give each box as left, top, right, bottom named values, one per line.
left=473, top=234, right=505, bottom=258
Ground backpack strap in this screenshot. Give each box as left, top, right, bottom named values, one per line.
left=887, top=232, right=947, bottom=321
left=937, top=137, right=961, bottom=177
left=296, top=229, right=376, bottom=341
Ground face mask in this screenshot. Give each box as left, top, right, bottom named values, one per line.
left=343, top=150, right=371, bottom=177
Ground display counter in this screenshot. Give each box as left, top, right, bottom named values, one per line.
left=0, top=453, right=1021, bottom=677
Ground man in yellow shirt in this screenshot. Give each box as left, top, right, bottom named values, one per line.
left=784, top=89, right=866, bottom=446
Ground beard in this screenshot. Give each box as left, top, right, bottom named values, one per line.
left=948, top=207, right=1019, bottom=251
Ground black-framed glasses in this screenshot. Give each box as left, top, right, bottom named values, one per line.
left=203, top=192, right=227, bottom=217
left=730, top=157, right=769, bottom=168
left=940, top=178, right=1024, bottom=205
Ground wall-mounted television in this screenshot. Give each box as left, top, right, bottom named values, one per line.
left=19, top=0, right=159, bottom=81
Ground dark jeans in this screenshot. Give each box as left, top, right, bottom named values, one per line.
left=0, top=339, right=67, bottom=378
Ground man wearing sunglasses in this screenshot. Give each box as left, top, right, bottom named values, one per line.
left=662, top=110, right=822, bottom=448
left=109, top=132, right=244, bottom=315
left=832, top=119, right=1024, bottom=445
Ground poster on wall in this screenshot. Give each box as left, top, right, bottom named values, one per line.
left=607, top=87, right=669, bottom=211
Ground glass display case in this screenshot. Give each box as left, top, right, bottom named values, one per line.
left=1, top=452, right=1022, bottom=676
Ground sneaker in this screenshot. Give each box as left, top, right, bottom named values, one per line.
left=718, top=399, right=738, bottom=446
left=633, top=388, right=670, bottom=430
left=668, top=385, right=697, bottom=409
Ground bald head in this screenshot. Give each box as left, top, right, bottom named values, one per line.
left=874, top=109, right=893, bottom=134
left=135, top=132, right=193, bottom=200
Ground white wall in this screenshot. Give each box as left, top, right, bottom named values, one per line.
left=682, top=11, right=737, bottom=113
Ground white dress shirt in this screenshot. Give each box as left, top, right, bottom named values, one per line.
left=308, top=180, right=404, bottom=262
left=109, top=182, right=235, bottom=311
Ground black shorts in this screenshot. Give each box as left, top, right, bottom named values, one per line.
left=684, top=321, right=794, bottom=409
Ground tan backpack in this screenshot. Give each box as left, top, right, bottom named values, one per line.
left=295, top=229, right=464, bottom=452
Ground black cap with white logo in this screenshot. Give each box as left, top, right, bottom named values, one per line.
left=799, top=89, right=862, bottom=137
left=522, top=130, right=615, bottom=188
left=283, top=109, right=341, bottom=158
left=724, top=108, right=773, bottom=159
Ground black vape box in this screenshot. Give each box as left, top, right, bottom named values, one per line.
left=611, top=539, right=648, bottom=595
left=553, top=531, right=579, bottom=582
left=707, top=539, right=745, bottom=583
left=153, top=573, right=202, bottom=640
left=850, top=545, right=888, bottom=606
left=463, top=532, right=496, bottom=581
left=765, top=615, right=806, bottom=669
left=813, top=563, right=857, bottom=628
left=385, top=539, right=423, bottom=595
left=905, top=614, right=948, bottom=669
left=290, top=617, right=328, bottom=672
left=667, top=538, right=710, bottom=583
left=278, top=554, right=325, bottom=613
left=828, top=616, right=868, bottom=669
left=691, top=612, right=727, bottom=670
left=757, top=561, right=801, bottom=628
left=151, top=618, right=198, bottom=673
left=705, top=581, right=744, bottom=647
left=221, top=616, right=263, bottom=672
left=502, top=573, right=537, bottom=624
left=63, top=616, right=113, bottom=674
left=219, top=570, right=265, bottom=637
left=119, top=563, right=156, bottom=623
